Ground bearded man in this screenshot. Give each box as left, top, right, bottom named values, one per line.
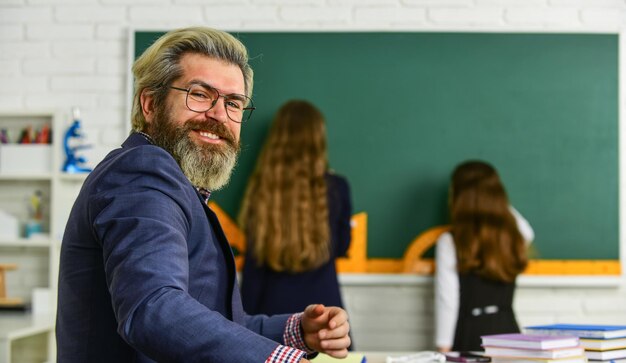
left=56, top=27, right=351, bottom=363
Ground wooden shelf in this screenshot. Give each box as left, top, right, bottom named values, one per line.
left=0, top=238, right=51, bottom=248
left=57, top=172, right=89, bottom=181
left=0, top=312, right=54, bottom=341
left=0, top=174, right=53, bottom=181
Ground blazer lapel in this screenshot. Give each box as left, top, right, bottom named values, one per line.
left=198, top=196, right=244, bottom=323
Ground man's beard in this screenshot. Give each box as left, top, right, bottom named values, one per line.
left=149, top=105, right=240, bottom=191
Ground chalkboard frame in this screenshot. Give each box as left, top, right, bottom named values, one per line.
left=127, top=28, right=624, bottom=275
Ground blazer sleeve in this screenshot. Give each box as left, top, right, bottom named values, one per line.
left=90, top=146, right=282, bottom=362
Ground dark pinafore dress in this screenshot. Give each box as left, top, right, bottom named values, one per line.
left=452, top=273, right=520, bottom=351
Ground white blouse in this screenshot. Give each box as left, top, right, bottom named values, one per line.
left=434, top=207, right=534, bottom=349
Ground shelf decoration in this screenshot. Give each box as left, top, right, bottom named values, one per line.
left=62, top=107, right=92, bottom=173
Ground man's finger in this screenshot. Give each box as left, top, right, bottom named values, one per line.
left=321, top=335, right=351, bottom=350
left=304, top=304, right=325, bottom=318
left=318, top=321, right=350, bottom=340
left=326, top=308, right=348, bottom=329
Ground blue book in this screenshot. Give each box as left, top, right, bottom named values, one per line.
left=525, top=324, right=626, bottom=339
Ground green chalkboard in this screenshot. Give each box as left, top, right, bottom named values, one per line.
left=134, top=31, right=619, bottom=260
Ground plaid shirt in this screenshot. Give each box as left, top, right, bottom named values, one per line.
left=266, top=313, right=315, bottom=363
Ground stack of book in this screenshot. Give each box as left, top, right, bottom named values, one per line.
left=525, top=324, right=626, bottom=363
left=481, top=333, right=586, bottom=363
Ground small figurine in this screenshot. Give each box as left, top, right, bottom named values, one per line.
left=63, top=107, right=92, bottom=173
left=25, top=190, right=43, bottom=239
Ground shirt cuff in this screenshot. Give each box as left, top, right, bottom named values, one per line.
left=265, top=345, right=306, bottom=363
left=284, top=312, right=316, bottom=355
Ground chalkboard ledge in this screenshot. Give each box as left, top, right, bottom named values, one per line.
left=338, top=274, right=623, bottom=288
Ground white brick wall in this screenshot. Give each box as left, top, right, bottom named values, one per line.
left=354, top=7, right=427, bottom=25
left=22, top=59, right=94, bottom=75
left=2, top=0, right=626, bottom=355
left=54, top=5, right=126, bottom=23
left=26, top=24, right=95, bottom=40
left=2, top=0, right=623, bottom=143
left=429, top=7, right=505, bottom=25
left=0, top=24, right=23, bottom=40
left=504, top=8, right=580, bottom=26
left=0, top=7, right=52, bottom=24
left=0, top=60, right=19, bottom=76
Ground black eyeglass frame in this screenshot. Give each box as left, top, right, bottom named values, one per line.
left=169, top=85, right=255, bottom=123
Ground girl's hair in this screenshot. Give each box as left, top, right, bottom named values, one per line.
left=450, top=160, right=528, bottom=282
left=239, top=100, right=330, bottom=273
left=130, top=27, right=253, bottom=133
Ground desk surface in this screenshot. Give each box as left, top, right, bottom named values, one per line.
left=363, top=352, right=422, bottom=362
left=337, top=273, right=624, bottom=288
left=313, top=351, right=427, bottom=363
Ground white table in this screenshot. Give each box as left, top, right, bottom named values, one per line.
left=313, top=351, right=431, bottom=363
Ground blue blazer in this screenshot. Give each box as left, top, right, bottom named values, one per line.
left=57, top=133, right=290, bottom=363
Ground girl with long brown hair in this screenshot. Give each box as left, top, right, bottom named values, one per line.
left=239, top=99, right=352, bottom=316
left=435, top=160, right=534, bottom=352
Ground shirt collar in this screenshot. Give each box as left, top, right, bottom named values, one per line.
left=196, top=187, right=211, bottom=204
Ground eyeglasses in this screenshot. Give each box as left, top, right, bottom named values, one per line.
left=169, top=84, right=255, bottom=123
